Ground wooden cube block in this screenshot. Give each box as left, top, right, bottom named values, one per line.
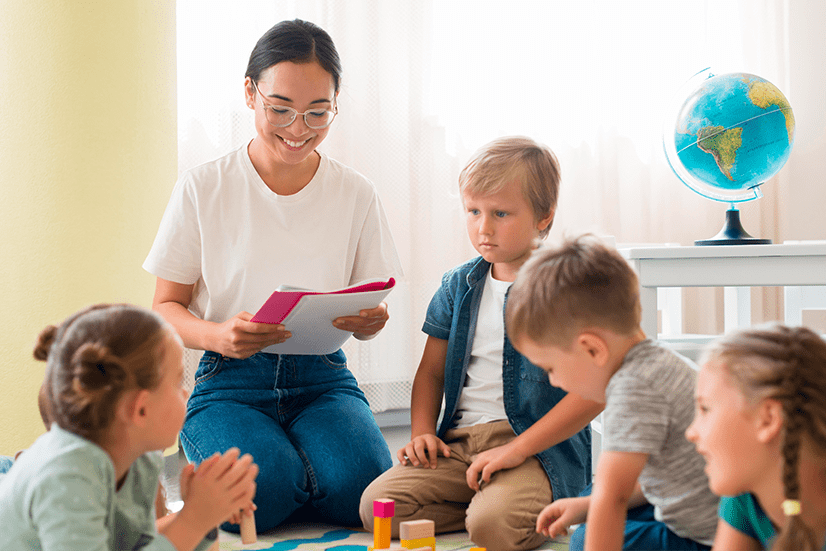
left=399, top=519, right=435, bottom=540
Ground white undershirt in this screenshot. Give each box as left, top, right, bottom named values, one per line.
left=454, top=269, right=510, bottom=428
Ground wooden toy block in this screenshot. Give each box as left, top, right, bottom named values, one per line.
left=399, top=519, right=434, bottom=540
left=373, top=498, right=395, bottom=518
left=374, top=516, right=392, bottom=549
left=240, top=510, right=257, bottom=544
left=400, top=535, right=436, bottom=550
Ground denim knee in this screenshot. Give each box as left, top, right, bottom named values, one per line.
left=309, top=440, right=391, bottom=526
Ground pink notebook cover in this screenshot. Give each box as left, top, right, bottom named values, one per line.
left=251, top=277, right=396, bottom=324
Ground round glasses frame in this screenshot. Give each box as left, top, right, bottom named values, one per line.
left=254, top=81, right=338, bottom=129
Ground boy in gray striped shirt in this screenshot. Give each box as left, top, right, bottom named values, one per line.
left=506, top=236, right=719, bottom=551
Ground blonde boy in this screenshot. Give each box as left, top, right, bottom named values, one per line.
left=507, top=236, right=719, bottom=551
left=359, top=137, right=601, bottom=551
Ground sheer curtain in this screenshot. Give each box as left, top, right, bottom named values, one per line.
left=176, top=0, right=800, bottom=412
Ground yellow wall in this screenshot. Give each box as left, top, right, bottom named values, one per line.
left=0, top=1, right=177, bottom=455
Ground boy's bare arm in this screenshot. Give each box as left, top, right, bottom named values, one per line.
left=467, top=393, right=603, bottom=488
left=398, top=336, right=450, bottom=468
left=585, top=450, right=648, bottom=551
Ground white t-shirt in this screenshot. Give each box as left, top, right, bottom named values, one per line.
left=143, top=142, right=402, bottom=324
left=454, top=269, right=509, bottom=428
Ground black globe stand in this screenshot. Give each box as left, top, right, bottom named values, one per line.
left=695, top=208, right=772, bottom=246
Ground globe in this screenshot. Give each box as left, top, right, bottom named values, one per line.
left=663, top=69, right=795, bottom=244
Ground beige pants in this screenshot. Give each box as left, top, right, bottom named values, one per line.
left=360, top=420, right=553, bottom=551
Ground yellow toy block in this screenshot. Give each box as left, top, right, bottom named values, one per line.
left=400, top=535, right=436, bottom=550
left=373, top=516, right=392, bottom=549
left=470, top=548, right=487, bottom=551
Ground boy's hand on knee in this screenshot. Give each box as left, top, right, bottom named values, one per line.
left=536, top=496, right=589, bottom=538
left=465, top=442, right=527, bottom=490
left=398, top=434, right=451, bottom=469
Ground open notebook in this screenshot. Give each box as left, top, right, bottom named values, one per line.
left=252, top=277, right=396, bottom=355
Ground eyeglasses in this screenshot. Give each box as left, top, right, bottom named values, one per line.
left=254, top=82, right=337, bottom=129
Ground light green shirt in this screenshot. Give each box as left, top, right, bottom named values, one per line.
left=0, top=425, right=212, bottom=551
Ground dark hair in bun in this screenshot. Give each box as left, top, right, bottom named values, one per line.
left=33, top=304, right=168, bottom=442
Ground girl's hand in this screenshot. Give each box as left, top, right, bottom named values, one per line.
left=227, top=505, right=257, bottom=526
left=465, top=442, right=527, bottom=491
left=155, top=482, right=169, bottom=519
left=178, top=463, right=196, bottom=501
left=333, top=302, right=389, bottom=340
left=214, top=312, right=290, bottom=359
left=178, top=448, right=259, bottom=531
left=536, top=496, right=589, bottom=538
left=398, top=434, right=451, bottom=469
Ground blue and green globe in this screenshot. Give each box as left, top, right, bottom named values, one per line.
left=665, top=70, right=795, bottom=203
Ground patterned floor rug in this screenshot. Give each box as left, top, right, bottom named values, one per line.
left=216, top=522, right=569, bottom=550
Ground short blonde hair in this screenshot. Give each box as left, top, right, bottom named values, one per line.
left=506, top=235, right=640, bottom=347
left=458, top=136, right=560, bottom=238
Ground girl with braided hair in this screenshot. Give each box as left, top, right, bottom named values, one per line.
left=686, top=324, right=826, bottom=551
left=0, top=304, right=258, bottom=551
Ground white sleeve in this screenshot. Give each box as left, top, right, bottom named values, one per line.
left=350, top=190, right=403, bottom=285
left=143, top=175, right=203, bottom=285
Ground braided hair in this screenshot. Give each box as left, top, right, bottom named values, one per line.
left=33, top=304, right=168, bottom=444
left=703, top=324, right=826, bottom=551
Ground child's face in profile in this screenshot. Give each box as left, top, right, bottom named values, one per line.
left=461, top=181, right=552, bottom=282
left=143, top=331, right=189, bottom=451
left=685, top=361, right=770, bottom=496
left=515, top=336, right=608, bottom=402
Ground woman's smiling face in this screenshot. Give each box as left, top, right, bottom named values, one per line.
left=246, top=60, right=337, bottom=167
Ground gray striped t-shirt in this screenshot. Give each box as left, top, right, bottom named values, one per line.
left=603, top=339, right=719, bottom=545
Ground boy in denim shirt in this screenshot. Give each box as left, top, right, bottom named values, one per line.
left=360, top=137, right=600, bottom=551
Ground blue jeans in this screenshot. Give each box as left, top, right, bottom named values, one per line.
left=180, top=350, right=392, bottom=532
left=570, top=484, right=711, bottom=551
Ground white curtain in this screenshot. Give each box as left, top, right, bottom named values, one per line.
left=177, top=0, right=817, bottom=412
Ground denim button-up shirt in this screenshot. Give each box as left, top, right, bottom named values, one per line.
left=422, top=256, right=592, bottom=500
